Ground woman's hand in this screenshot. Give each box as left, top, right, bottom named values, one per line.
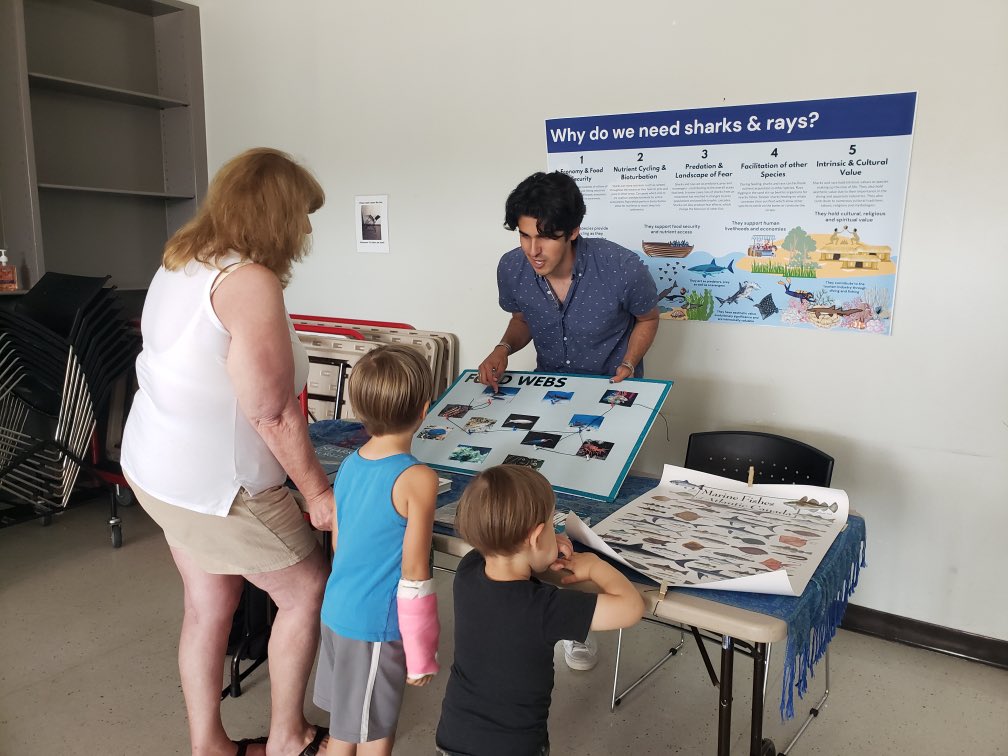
left=305, top=489, right=334, bottom=531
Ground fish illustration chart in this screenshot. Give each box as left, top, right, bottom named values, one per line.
left=570, top=464, right=849, bottom=595
left=412, top=370, right=672, bottom=501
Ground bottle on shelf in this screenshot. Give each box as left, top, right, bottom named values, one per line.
left=0, top=248, right=21, bottom=292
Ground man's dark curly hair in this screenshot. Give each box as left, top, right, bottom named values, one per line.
left=503, top=171, right=586, bottom=240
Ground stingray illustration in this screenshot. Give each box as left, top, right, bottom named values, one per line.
left=754, top=293, right=779, bottom=319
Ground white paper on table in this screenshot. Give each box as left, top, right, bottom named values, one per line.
left=685, top=567, right=795, bottom=594
left=578, top=464, right=850, bottom=596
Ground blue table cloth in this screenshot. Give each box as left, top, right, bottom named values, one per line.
left=310, top=419, right=867, bottom=719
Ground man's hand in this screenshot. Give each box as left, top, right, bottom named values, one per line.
left=305, top=489, right=334, bottom=531
left=610, top=363, right=634, bottom=383
left=477, top=346, right=509, bottom=392
left=406, top=674, right=434, bottom=687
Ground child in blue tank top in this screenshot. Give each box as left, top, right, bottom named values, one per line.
left=313, top=345, right=440, bottom=754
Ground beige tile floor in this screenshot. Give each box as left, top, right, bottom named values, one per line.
left=1, top=500, right=1005, bottom=755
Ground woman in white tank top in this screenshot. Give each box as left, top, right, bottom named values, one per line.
left=121, top=148, right=331, bottom=756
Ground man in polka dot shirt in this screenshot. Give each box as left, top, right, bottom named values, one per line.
left=478, top=171, right=660, bottom=393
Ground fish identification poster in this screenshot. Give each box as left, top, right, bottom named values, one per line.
left=568, top=464, right=850, bottom=595
left=545, top=93, right=916, bottom=334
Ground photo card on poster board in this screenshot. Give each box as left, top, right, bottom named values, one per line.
left=503, top=413, right=539, bottom=430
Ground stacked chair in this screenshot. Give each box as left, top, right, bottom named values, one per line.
left=0, top=273, right=141, bottom=546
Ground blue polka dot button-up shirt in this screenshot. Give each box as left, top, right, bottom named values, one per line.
left=497, top=237, right=658, bottom=378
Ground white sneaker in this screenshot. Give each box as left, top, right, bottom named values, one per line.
left=562, top=637, right=599, bottom=671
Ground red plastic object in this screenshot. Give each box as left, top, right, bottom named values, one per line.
left=89, top=431, right=128, bottom=486
left=292, top=323, right=365, bottom=339
left=290, top=314, right=414, bottom=331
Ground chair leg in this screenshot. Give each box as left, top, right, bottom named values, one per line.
left=781, top=646, right=832, bottom=754
left=717, top=636, right=735, bottom=756
left=610, top=628, right=623, bottom=711
left=611, top=626, right=685, bottom=710
left=108, top=483, right=122, bottom=548
left=763, top=642, right=772, bottom=700
left=750, top=642, right=768, bottom=756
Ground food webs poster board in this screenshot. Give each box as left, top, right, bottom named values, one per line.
left=411, top=371, right=672, bottom=501
left=545, top=92, right=916, bottom=335
left=567, top=464, right=849, bottom=595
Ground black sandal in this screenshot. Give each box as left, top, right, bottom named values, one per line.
left=298, top=726, right=329, bottom=756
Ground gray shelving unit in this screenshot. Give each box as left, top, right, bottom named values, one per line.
left=0, top=0, right=207, bottom=291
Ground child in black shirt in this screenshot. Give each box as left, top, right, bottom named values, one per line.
left=436, top=465, right=644, bottom=756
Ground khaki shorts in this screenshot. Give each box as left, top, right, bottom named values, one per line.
left=126, top=475, right=319, bottom=575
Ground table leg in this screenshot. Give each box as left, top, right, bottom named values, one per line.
left=750, top=642, right=768, bottom=756
left=717, top=635, right=735, bottom=756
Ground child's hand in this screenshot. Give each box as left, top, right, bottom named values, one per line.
left=406, top=674, right=434, bottom=687
left=555, top=551, right=600, bottom=585
left=549, top=533, right=575, bottom=571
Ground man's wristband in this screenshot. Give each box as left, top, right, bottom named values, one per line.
left=495, top=342, right=513, bottom=355
left=619, top=360, right=635, bottom=373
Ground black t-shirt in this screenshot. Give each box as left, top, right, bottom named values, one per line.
left=436, top=550, right=598, bottom=756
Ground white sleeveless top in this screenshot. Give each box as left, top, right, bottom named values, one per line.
left=121, top=256, right=309, bottom=516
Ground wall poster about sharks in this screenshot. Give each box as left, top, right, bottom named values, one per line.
left=565, top=464, right=849, bottom=595
left=412, top=371, right=672, bottom=502
left=545, top=93, right=916, bottom=335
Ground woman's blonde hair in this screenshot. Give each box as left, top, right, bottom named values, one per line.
left=163, top=147, right=324, bottom=285
left=454, top=465, right=555, bottom=556
left=348, top=344, right=434, bottom=436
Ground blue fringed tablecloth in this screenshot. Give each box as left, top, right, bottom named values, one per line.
left=310, top=419, right=867, bottom=720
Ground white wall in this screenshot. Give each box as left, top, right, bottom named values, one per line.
left=190, top=0, right=1008, bottom=640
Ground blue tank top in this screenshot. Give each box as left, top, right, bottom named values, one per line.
left=320, top=451, right=419, bottom=642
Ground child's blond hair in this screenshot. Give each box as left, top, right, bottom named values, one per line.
left=455, top=465, right=555, bottom=556
left=348, top=344, right=434, bottom=435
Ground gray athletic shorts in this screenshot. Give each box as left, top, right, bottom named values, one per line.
left=437, top=744, right=549, bottom=755
left=313, top=624, right=406, bottom=743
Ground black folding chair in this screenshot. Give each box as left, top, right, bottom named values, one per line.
left=0, top=273, right=140, bottom=543
left=221, top=582, right=277, bottom=700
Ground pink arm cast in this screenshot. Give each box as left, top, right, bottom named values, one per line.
left=397, top=593, right=440, bottom=677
